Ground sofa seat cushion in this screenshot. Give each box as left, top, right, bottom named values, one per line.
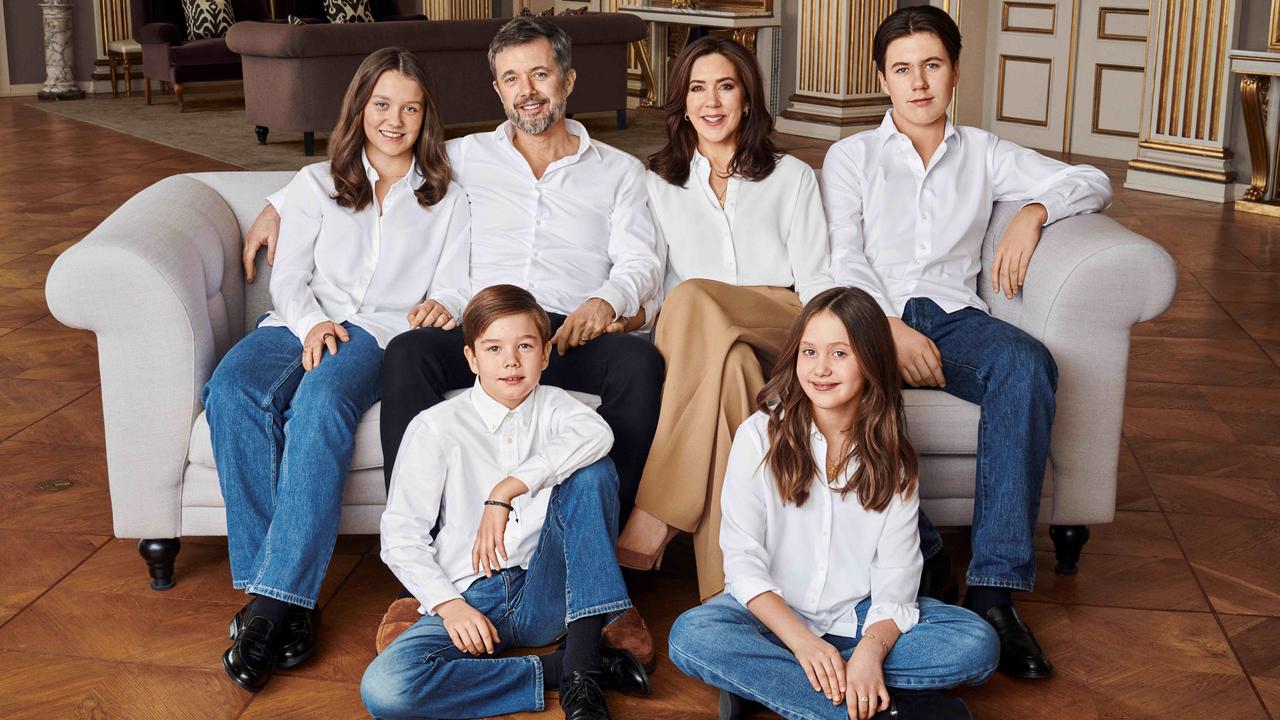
left=188, top=400, right=385, bottom=471
left=169, top=38, right=238, bottom=65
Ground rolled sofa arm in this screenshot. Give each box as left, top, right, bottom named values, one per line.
left=987, top=209, right=1176, bottom=525
left=139, top=22, right=181, bottom=45
left=45, top=176, right=243, bottom=539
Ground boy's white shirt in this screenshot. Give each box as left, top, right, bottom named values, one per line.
left=380, top=381, right=614, bottom=616
left=721, top=411, right=922, bottom=637
left=822, top=110, right=1114, bottom=317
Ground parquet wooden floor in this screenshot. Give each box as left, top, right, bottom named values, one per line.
left=1, top=96, right=1277, bottom=719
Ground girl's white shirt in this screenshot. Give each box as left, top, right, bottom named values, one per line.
left=721, top=411, right=922, bottom=637
left=261, top=152, right=471, bottom=348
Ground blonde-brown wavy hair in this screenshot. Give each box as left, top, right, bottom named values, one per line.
left=757, top=287, right=919, bottom=511
left=328, top=47, right=451, bottom=211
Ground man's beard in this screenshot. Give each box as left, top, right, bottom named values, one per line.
left=505, top=92, right=568, bottom=135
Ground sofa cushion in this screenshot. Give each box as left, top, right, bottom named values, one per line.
left=323, top=0, right=374, bottom=23
left=182, top=0, right=236, bottom=40
left=169, top=38, right=239, bottom=65
left=186, top=388, right=976, bottom=477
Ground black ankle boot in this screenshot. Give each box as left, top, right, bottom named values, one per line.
left=873, top=690, right=971, bottom=719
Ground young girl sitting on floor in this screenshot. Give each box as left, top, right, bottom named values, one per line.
left=668, top=287, right=998, bottom=720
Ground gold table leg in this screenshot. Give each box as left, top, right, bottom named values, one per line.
left=632, top=39, right=658, bottom=108
left=1238, top=74, right=1271, bottom=202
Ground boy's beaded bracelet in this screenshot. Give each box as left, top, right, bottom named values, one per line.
left=484, top=499, right=515, bottom=513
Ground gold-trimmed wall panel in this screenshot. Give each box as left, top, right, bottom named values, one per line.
left=1097, top=7, right=1147, bottom=41
left=996, top=54, right=1053, bottom=126
left=1002, top=2, right=1057, bottom=34
left=1093, top=63, right=1144, bottom=137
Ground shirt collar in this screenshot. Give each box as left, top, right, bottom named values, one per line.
left=469, top=379, right=536, bottom=433
left=493, top=118, right=599, bottom=162
left=875, top=109, right=958, bottom=148
left=361, top=148, right=423, bottom=186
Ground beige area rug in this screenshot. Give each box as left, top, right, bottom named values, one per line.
left=27, top=84, right=829, bottom=170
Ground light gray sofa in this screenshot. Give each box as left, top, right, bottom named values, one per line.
left=45, top=171, right=1177, bottom=590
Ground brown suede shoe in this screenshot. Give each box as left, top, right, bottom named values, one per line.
left=602, top=607, right=655, bottom=672
left=375, top=598, right=421, bottom=654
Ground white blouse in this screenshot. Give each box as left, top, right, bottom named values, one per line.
left=647, top=152, right=835, bottom=305
left=381, top=382, right=614, bottom=615
left=262, top=154, right=471, bottom=348
left=823, top=110, right=1112, bottom=317
left=721, top=412, right=922, bottom=638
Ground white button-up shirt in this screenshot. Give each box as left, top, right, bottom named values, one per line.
left=647, top=152, right=835, bottom=305
left=721, top=412, right=922, bottom=637
left=262, top=155, right=471, bottom=348
left=381, top=382, right=614, bottom=615
left=822, top=111, right=1113, bottom=316
left=446, top=120, right=662, bottom=320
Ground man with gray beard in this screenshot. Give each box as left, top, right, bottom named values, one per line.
left=241, top=19, right=664, bottom=704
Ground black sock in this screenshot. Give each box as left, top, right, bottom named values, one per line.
left=965, top=586, right=1011, bottom=617
left=562, top=614, right=607, bottom=678
left=248, top=595, right=291, bottom=630
left=540, top=647, right=566, bottom=690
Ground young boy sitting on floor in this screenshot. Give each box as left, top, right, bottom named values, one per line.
left=361, top=284, right=650, bottom=720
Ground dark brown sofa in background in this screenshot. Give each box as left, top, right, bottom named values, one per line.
left=226, top=13, right=646, bottom=155
left=137, top=0, right=424, bottom=112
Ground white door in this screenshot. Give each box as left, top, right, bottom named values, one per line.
left=983, top=0, right=1074, bottom=152
left=1069, top=0, right=1149, bottom=158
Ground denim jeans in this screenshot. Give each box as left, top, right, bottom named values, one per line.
left=903, top=298, right=1058, bottom=592
left=668, top=594, right=998, bottom=720
left=202, top=322, right=382, bottom=609
left=361, top=458, right=633, bottom=720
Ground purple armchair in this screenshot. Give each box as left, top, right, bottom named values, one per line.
left=137, top=0, right=271, bottom=111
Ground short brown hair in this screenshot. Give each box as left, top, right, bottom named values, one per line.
left=872, top=6, right=962, bottom=74
left=462, top=285, right=552, bottom=348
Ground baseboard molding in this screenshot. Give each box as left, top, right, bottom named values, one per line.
left=2, top=80, right=96, bottom=98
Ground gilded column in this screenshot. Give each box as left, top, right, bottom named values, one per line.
left=423, top=0, right=491, bottom=20
left=1123, top=0, right=1240, bottom=202
left=774, top=0, right=894, bottom=141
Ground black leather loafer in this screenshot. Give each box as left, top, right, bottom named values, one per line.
left=918, top=547, right=959, bottom=604
left=980, top=604, right=1053, bottom=679
left=597, top=646, right=650, bottom=697
left=873, top=690, right=972, bottom=719
left=719, top=690, right=764, bottom=720
left=560, top=670, right=611, bottom=720
left=230, top=603, right=319, bottom=669
left=222, top=615, right=277, bottom=692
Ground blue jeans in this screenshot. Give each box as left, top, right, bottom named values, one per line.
left=903, top=298, right=1058, bottom=592
left=202, top=322, right=382, bottom=608
left=669, top=594, right=998, bottom=720
left=361, top=459, right=633, bottom=720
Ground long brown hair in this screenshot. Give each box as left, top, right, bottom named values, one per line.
left=328, top=48, right=451, bottom=211
left=757, top=287, right=919, bottom=511
left=648, top=36, right=778, bottom=187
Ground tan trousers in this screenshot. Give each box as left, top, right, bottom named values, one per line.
left=636, top=279, right=802, bottom=600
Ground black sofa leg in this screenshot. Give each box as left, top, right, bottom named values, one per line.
left=303, top=131, right=315, bottom=156
left=1048, top=525, right=1089, bottom=575
left=138, top=538, right=181, bottom=591
left=255, top=125, right=269, bottom=144
left=616, top=108, right=628, bottom=129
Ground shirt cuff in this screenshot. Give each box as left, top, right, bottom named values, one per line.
left=428, top=295, right=464, bottom=321
left=420, top=586, right=465, bottom=617
left=510, top=456, right=553, bottom=498
left=727, top=575, right=782, bottom=609
left=291, top=310, right=331, bottom=343
left=589, top=285, right=631, bottom=322
left=267, top=188, right=287, bottom=212
left=864, top=600, right=920, bottom=635
left=1023, top=198, right=1061, bottom=226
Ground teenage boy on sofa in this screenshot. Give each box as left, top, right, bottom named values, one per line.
left=821, top=5, right=1112, bottom=679
left=361, top=284, right=649, bottom=720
